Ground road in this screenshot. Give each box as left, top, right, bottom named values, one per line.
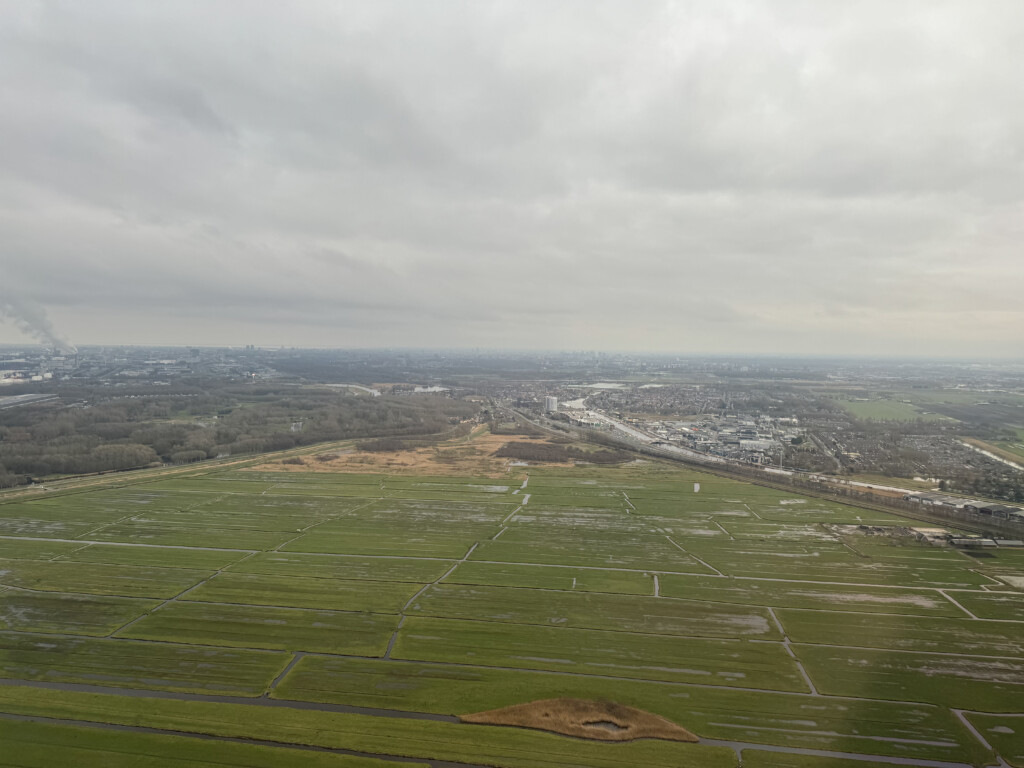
left=0, top=393, right=58, bottom=409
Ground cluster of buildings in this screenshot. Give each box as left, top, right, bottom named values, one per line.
left=903, top=491, right=1024, bottom=524
left=647, top=414, right=802, bottom=465
left=0, top=353, right=76, bottom=385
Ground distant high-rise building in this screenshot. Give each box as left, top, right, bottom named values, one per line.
left=545, top=396, right=558, bottom=412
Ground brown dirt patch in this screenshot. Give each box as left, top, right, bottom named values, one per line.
left=247, top=429, right=573, bottom=478
left=460, top=698, right=698, bottom=743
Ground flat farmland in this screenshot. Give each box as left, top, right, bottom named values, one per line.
left=392, top=616, right=804, bottom=689
left=277, top=656, right=990, bottom=765
left=184, top=571, right=420, bottom=612
left=408, top=583, right=779, bottom=637
left=0, top=457, right=1020, bottom=766
left=120, top=601, right=399, bottom=655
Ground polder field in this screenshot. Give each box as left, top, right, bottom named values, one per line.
left=1, top=450, right=1024, bottom=767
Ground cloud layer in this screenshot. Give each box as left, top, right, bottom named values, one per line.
left=1, top=1, right=1022, bottom=356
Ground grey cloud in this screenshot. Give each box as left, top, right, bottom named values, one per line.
left=0, top=1, right=1022, bottom=355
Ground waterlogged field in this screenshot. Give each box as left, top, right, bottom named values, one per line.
left=0, top=455, right=1022, bottom=767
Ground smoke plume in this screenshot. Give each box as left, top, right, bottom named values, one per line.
left=0, top=291, right=77, bottom=354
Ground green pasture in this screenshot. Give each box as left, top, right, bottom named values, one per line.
left=0, top=558, right=211, bottom=598
left=277, top=656, right=991, bottom=765
left=446, top=560, right=654, bottom=594
left=658, top=573, right=963, bottom=616
left=0, top=719, right=408, bottom=768
left=795, top=644, right=1024, bottom=712
left=184, top=572, right=420, bottom=612
left=409, top=583, right=778, bottom=638
left=0, top=457, right=1021, bottom=766
left=947, top=589, right=1024, bottom=621
left=227, top=550, right=453, bottom=582
left=0, top=631, right=287, bottom=695
left=0, top=591, right=158, bottom=635
left=392, top=616, right=802, bottom=690
left=0, top=684, right=737, bottom=768
left=965, top=713, right=1024, bottom=768
left=121, top=601, right=398, bottom=655
left=778, top=608, right=1024, bottom=657
left=834, top=397, right=948, bottom=422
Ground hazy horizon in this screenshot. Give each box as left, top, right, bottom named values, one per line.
left=2, top=2, right=1023, bottom=357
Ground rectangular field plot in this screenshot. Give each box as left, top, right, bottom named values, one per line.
left=795, top=644, right=1024, bottom=712
left=277, top=656, right=990, bottom=765
left=683, top=540, right=992, bottom=587
left=750, top=503, right=918, bottom=526
left=507, top=507, right=652, bottom=535
left=384, top=477, right=515, bottom=493
left=285, top=528, right=480, bottom=558
left=228, top=551, right=453, bottom=583
left=778, top=608, right=1024, bottom=657
left=964, top=713, right=1024, bottom=768
left=140, top=478, right=281, bottom=494
left=446, top=561, right=654, bottom=594
left=263, top=484, right=389, bottom=498
left=716, top=521, right=844, bottom=541
left=949, top=589, right=1024, bottom=621
left=0, top=719, right=406, bottom=768
left=383, top=489, right=518, bottom=503
left=83, top=522, right=294, bottom=550
left=471, top=528, right=715, bottom=572
left=658, top=574, right=963, bottom=616
left=0, top=631, right=287, bottom=695
left=356, top=498, right=516, bottom=524
left=521, top=493, right=628, bottom=509
left=57, top=543, right=251, bottom=569
left=393, top=616, right=803, bottom=690
left=120, top=507, right=327, bottom=532
left=0, top=514, right=113, bottom=539
left=230, top=470, right=384, bottom=485
left=185, top=572, right=420, bottom=612
left=411, top=584, right=779, bottom=638
left=121, top=601, right=398, bottom=655
left=0, top=591, right=158, bottom=635
left=0, top=558, right=211, bottom=598
left=844, top=535, right=978, bottom=564
left=0, top=538, right=85, bottom=560
left=0, top=500, right=137, bottom=525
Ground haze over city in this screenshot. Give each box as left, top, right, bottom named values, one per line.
left=2, top=1, right=1022, bottom=356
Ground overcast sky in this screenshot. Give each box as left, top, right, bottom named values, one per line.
left=1, top=1, right=1022, bottom=356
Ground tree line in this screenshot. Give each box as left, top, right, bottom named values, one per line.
left=0, top=381, right=476, bottom=487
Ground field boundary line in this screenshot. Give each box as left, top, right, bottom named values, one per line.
left=108, top=550, right=262, bottom=637
left=767, top=607, right=819, bottom=695
left=951, top=710, right=1010, bottom=768
left=383, top=541, right=480, bottom=659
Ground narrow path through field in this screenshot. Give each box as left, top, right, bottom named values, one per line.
left=383, top=541, right=480, bottom=660
left=951, top=710, right=1011, bottom=768
left=766, top=607, right=818, bottom=695
left=937, top=589, right=982, bottom=619
left=108, top=549, right=261, bottom=637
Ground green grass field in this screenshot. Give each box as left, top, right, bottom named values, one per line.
left=834, top=397, right=950, bottom=421
left=0, top=456, right=1020, bottom=766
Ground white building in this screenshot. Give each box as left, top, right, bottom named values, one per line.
left=544, top=396, right=558, bottom=412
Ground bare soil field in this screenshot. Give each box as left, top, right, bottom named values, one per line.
left=250, top=429, right=572, bottom=477
left=461, top=698, right=699, bottom=742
